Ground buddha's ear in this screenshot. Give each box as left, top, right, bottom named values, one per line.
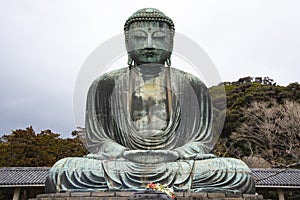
left=166, top=37, right=173, bottom=67
left=169, top=35, right=174, bottom=52
left=125, top=32, right=134, bottom=53
left=125, top=32, right=129, bottom=51
left=124, top=31, right=134, bottom=66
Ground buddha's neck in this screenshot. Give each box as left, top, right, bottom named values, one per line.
left=133, top=64, right=165, bottom=78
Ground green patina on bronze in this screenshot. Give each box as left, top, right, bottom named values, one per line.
left=46, top=8, right=255, bottom=194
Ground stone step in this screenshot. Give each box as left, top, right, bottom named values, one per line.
left=30, top=192, right=264, bottom=200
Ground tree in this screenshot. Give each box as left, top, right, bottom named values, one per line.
left=230, top=100, right=300, bottom=167
left=220, top=77, right=297, bottom=139
left=0, top=127, right=87, bottom=167
left=286, top=82, right=300, bottom=103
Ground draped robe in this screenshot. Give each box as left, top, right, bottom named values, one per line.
left=46, top=66, right=255, bottom=194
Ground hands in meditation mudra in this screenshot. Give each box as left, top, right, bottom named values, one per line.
left=46, top=8, right=255, bottom=194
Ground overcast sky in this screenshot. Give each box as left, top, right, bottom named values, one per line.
left=0, top=0, right=299, bottom=137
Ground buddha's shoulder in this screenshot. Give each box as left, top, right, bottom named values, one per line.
left=93, top=67, right=128, bottom=82
left=169, top=67, right=197, bottom=78
left=169, top=67, right=206, bottom=86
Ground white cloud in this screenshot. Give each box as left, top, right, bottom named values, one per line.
left=0, top=0, right=299, bottom=136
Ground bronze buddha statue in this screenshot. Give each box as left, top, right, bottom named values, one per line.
left=46, top=8, right=255, bottom=194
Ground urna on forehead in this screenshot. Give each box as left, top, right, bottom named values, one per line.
left=124, top=8, right=175, bottom=32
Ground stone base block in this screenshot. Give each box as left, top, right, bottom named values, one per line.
left=30, top=192, right=264, bottom=200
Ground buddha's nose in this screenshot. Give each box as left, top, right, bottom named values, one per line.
left=146, top=37, right=154, bottom=49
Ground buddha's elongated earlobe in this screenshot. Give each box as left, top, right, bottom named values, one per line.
left=128, top=55, right=133, bottom=66
left=166, top=56, right=171, bottom=67
left=166, top=37, right=173, bottom=67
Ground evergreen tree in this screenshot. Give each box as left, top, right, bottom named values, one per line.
left=0, top=127, right=87, bottom=167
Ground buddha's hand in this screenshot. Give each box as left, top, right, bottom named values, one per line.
left=122, top=150, right=180, bottom=164
left=86, top=144, right=127, bottom=160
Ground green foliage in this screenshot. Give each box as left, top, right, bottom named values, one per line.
left=0, top=127, right=87, bottom=167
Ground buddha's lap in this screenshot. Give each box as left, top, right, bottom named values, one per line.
left=47, top=156, right=254, bottom=193
left=50, top=156, right=251, bottom=177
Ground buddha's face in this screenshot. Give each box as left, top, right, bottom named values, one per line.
left=126, top=21, right=172, bottom=65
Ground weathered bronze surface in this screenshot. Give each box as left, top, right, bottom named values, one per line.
left=46, top=8, right=255, bottom=194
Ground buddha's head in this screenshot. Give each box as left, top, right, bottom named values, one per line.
left=124, top=8, right=175, bottom=67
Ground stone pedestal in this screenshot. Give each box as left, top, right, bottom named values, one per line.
left=30, top=191, right=264, bottom=200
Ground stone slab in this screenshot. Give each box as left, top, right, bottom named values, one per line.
left=207, top=193, right=226, bottom=198
left=91, top=192, right=115, bottom=197
left=70, top=192, right=91, bottom=197
left=34, top=192, right=264, bottom=200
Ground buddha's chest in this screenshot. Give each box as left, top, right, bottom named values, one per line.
left=130, top=76, right=170, bottom=134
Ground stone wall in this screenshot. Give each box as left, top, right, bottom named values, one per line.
left=30, top=191, right=264, bottom=200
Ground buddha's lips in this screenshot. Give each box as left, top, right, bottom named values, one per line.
left=145, top=52, right=155, bottom=56
left=139, top=51, right=157, bottom=57
left=136, top=49, right=166, bottom=55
